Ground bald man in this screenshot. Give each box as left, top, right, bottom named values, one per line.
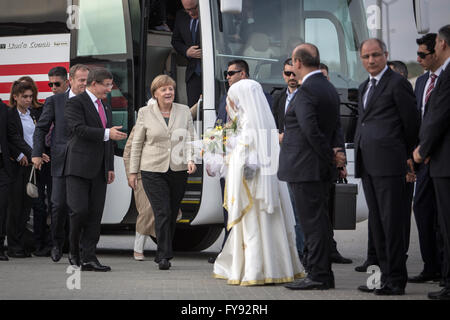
left=279, top=43, right=343, bottom=290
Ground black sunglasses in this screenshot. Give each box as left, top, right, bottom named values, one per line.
left=284, top=71, right=296, bottom=77
left=48, top=82, right=61, bottom=88
left=225, top=70, right=242, bottom=77
left=417, top=51, right=433, bottom=59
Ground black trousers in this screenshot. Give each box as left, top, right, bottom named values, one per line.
left=220, top=178, right=230, bottom=249
left=141, top=169, right=188, bottom=262
left=413, top=164, right=443, bottom=275
left=6, top=165, right=32, bottom=253
left=289, top=180, right=334, bottom=284
left=186, top=73, right=202, bottom=108
left=66, top=172, right=107, bottom=262
left=433, top=177, right=450, bottom=288
left=51, top=176, right=70, bottom=248
left=33, top=162, right=52, bottom=250
left=361, top=169, right=408, bottom=288
left=0, top=165, right=9, bottom=248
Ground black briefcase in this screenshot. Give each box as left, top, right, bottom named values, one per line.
left=329, top=178, right=358, bottom=230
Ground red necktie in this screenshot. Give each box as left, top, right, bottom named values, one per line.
left=425, top=74, right=437, bottom=105
left=96, top=99, right=107, bottom=128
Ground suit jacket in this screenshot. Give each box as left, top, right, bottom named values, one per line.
left=171, top=10, right=201, bottom=82
left=278, top=73, right=341, bottom=182
left=7, top=106, right=40, bottom=162
left=419, top=65, right=450, bottom=177
left=64, top=91, right=114, bottom=181
left=354, top=67, right=420, bottom=178
left=414, top=71, right=429, bottom=115
left=32, top=91, right=70, bottom=177
left=0, top=101, right=13, bottom=179
left=129, top=100, right=195, bottom=174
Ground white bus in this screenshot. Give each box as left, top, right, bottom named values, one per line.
left=4, top=0, right=428, bottom=251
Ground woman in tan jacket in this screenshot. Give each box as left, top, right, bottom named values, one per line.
left=128, top=75, right=196, bottom=270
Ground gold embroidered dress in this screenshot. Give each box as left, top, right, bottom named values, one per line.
left=213, top=80, right=303, bottom=286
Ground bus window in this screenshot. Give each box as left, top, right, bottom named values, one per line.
left=77, top=0, right=127, bottom=56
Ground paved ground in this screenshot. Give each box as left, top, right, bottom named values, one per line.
left=0, top=217, right=442, bottom=300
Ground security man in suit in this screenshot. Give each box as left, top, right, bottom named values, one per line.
left=414, top=24, right=450, bottom=301
left=64, top=68, right=127, bottom=270
left=171, top=0, right=202, bottom=107
left=355, top=39, right=420, bottom=295
left=32, top=64, right=90, bottom=262
left=280, top=43, right=341, bottom=290
left=408, top=33, right=443, bottom=283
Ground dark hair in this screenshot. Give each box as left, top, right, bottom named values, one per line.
left=87, top=68, right=113, bottom=86
left=284, top=58, right=293, bottom=67
left=416, top=33, right=436, bottom=54
left=387, top=60, right=408, bottom=78
left=9, top=81, right=34, bottom=107
left=48, top=66, right=68, bottom=80
left=293, top=43, right=320, bottom=68
left=228, top=59, right=249, bottom=77
left=360, top=38, right=387, bottom=54
left=69, top=64, right=90, bottom=79
left=17, top=76, right=42, bottom=108
left=438, top=24, right=450, bottom=46
left=319, top=63, right=329, bottom=74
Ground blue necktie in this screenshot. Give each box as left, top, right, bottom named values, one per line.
left=191, top=19, right=201, bottom=76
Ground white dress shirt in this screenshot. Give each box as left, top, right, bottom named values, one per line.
left=17, top=108, right=35, bottom=161
left=363, top=65, right=388, bottom=108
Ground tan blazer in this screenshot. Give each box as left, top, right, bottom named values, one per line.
left=130, top=99, right=195, bottom=173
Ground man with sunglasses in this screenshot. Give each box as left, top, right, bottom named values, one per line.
left=171, top=0, right=202, bottom=108
left=407, top=33, right=444, bottom=285
left=48, top=67, right=69, bottom=95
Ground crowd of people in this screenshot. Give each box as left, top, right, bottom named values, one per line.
left=0, top=0, right=449, bottom=300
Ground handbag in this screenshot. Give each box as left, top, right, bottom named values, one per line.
left=26, top=166, right=39, bottom=199
left=329, top=177, right=358, bottom=230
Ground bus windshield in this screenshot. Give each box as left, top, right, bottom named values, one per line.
left=211, top=0, right=369, bottom=91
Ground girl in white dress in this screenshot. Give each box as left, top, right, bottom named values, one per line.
left=213, top=79, right=304, bottom=286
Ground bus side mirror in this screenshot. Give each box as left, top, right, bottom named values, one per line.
left=220, top=0, right=242, bottom=14
left=413, top=0, right=430, bottom=34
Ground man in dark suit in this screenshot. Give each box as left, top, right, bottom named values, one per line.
left=280, top=43, right=341, bottom=290
left=355, top=39, right=420, bottom=296
left=0, top=99, right=13, bottom=261
left=64, top=68, right=127, bottom=270
left=414, top=25, right=450, bottom=300
left=32, top=64, right=90, bottom=262
left=171, top=0, right=202, bottom=107
left=408, top=33, right=443, bottom=283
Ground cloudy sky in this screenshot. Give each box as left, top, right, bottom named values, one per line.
left=364, top=0, right=450, bottom=62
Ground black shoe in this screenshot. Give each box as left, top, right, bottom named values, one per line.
left=0, top=250, right=8, bottom=261
left=158, top=259, right=171, bottom=270
left=408, top=272, right=441, bottom=283
left=374, top=284, right=405, bottom=296
left=81, top=260, right=111, bottom=272
left=51, top=246, right=62, bottom=262
left=355, top=261, right=378, bottom=272
left=208, top=256, right=216, bottom=264
left=284, top=277, right=333, bottom=290
left=428, top=288, right=450, bottom=300
left=7, top=250, right=31, bottom=258
left=357, top=285, right=375, bottom=293
left=33, top=246, right=51, bottom=257
left=68, top=254, right=81, bottom=267
left=331, top=253, right=353, bottom=264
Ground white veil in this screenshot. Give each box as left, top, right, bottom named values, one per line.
left=227, top=79, right=280, bottom=214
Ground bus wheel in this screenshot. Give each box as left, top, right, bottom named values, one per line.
left=150, top=224, right=223, bottom=252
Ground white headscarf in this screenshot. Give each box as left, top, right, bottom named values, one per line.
left=227, top=79, right=280, bottom=214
